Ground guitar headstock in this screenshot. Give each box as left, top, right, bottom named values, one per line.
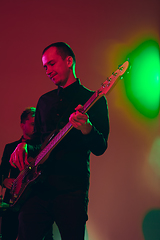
left=97, top=60, right=129, bottom=96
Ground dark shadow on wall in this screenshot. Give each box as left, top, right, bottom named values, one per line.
left=142, top=209, right=160, bottom=240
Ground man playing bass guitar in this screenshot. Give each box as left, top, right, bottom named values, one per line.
left=10, top=42, right=110, bottom=240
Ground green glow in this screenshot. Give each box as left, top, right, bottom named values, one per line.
left=124, top=40, right=160, bottom=118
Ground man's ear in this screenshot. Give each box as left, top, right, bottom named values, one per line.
left=66, top=56, right=73, bottom=68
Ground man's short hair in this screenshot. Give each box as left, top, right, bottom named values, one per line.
left=20, top=107, right=36, bottom=123
left=42, top=42, right=76, bottom=65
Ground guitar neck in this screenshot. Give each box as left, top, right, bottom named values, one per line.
left=34, top=91, right=100, bottom=166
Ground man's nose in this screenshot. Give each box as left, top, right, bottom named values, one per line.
left=46, top=69, right=51, bottom=76
left=46, top=66, right=52, bottom=76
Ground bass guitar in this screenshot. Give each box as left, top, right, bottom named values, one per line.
left=10, top=60, right=129, bottom=210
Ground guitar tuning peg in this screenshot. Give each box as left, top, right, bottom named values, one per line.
left=112, top=72, right=117, bottom=76
left=101, top=83, right=106, bottom=88
left=106, top=77, right=111, bottom=82
left=118, top=65, right=124, bottom=72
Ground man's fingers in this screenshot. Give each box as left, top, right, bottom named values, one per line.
left=75, top=104, right=83, bottom=111
left=70, top=112, right=88, bottom=124
left=24, top=152, right=29, bottom=165
left=9, top=154, right=17, bottom=168
left=9, top=143, right=28, bottom=171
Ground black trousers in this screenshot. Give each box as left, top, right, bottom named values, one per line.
left=18, top=191, right=88, bottom=240
left=1, top=209, right=19, bottom=240
left=0, top=206, right=54, bottom=240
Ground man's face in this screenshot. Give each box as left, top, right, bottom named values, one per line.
left=42, top=47, right=70, bottom=87
left=21, top=115, right=35, bottom=139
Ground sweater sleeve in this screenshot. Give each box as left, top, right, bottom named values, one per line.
left=82, top=96, right=109, bottom=156
left=0, top=145, right=11, bottom=185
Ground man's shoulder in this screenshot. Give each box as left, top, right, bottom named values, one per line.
left=1, top=138, right=22, bottom=158
left=80, top=84, right=107, bottom=101
left=4, top=138, right=22, bottom=150
left=38, top=89, right=57, bottom=103
left=78, top=84, right=94, bottom=96
left=40, top=89, right=57, bottom=98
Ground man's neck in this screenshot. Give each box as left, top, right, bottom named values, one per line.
left=22, top=135, right=31, bottom=141
left=60, top=70, right=77, bottom=89
left=62, top=77, right=77, bottom=88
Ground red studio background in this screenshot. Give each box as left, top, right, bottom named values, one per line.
left=0, top=1, right=159, bottom=240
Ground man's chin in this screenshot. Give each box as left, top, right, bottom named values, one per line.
left=51, top=79, right=60, bottom=86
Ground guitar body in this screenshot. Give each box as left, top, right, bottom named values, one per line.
left=9, top=61, right=129, bottom=210
left=10, top=166, right=42, bottom=211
